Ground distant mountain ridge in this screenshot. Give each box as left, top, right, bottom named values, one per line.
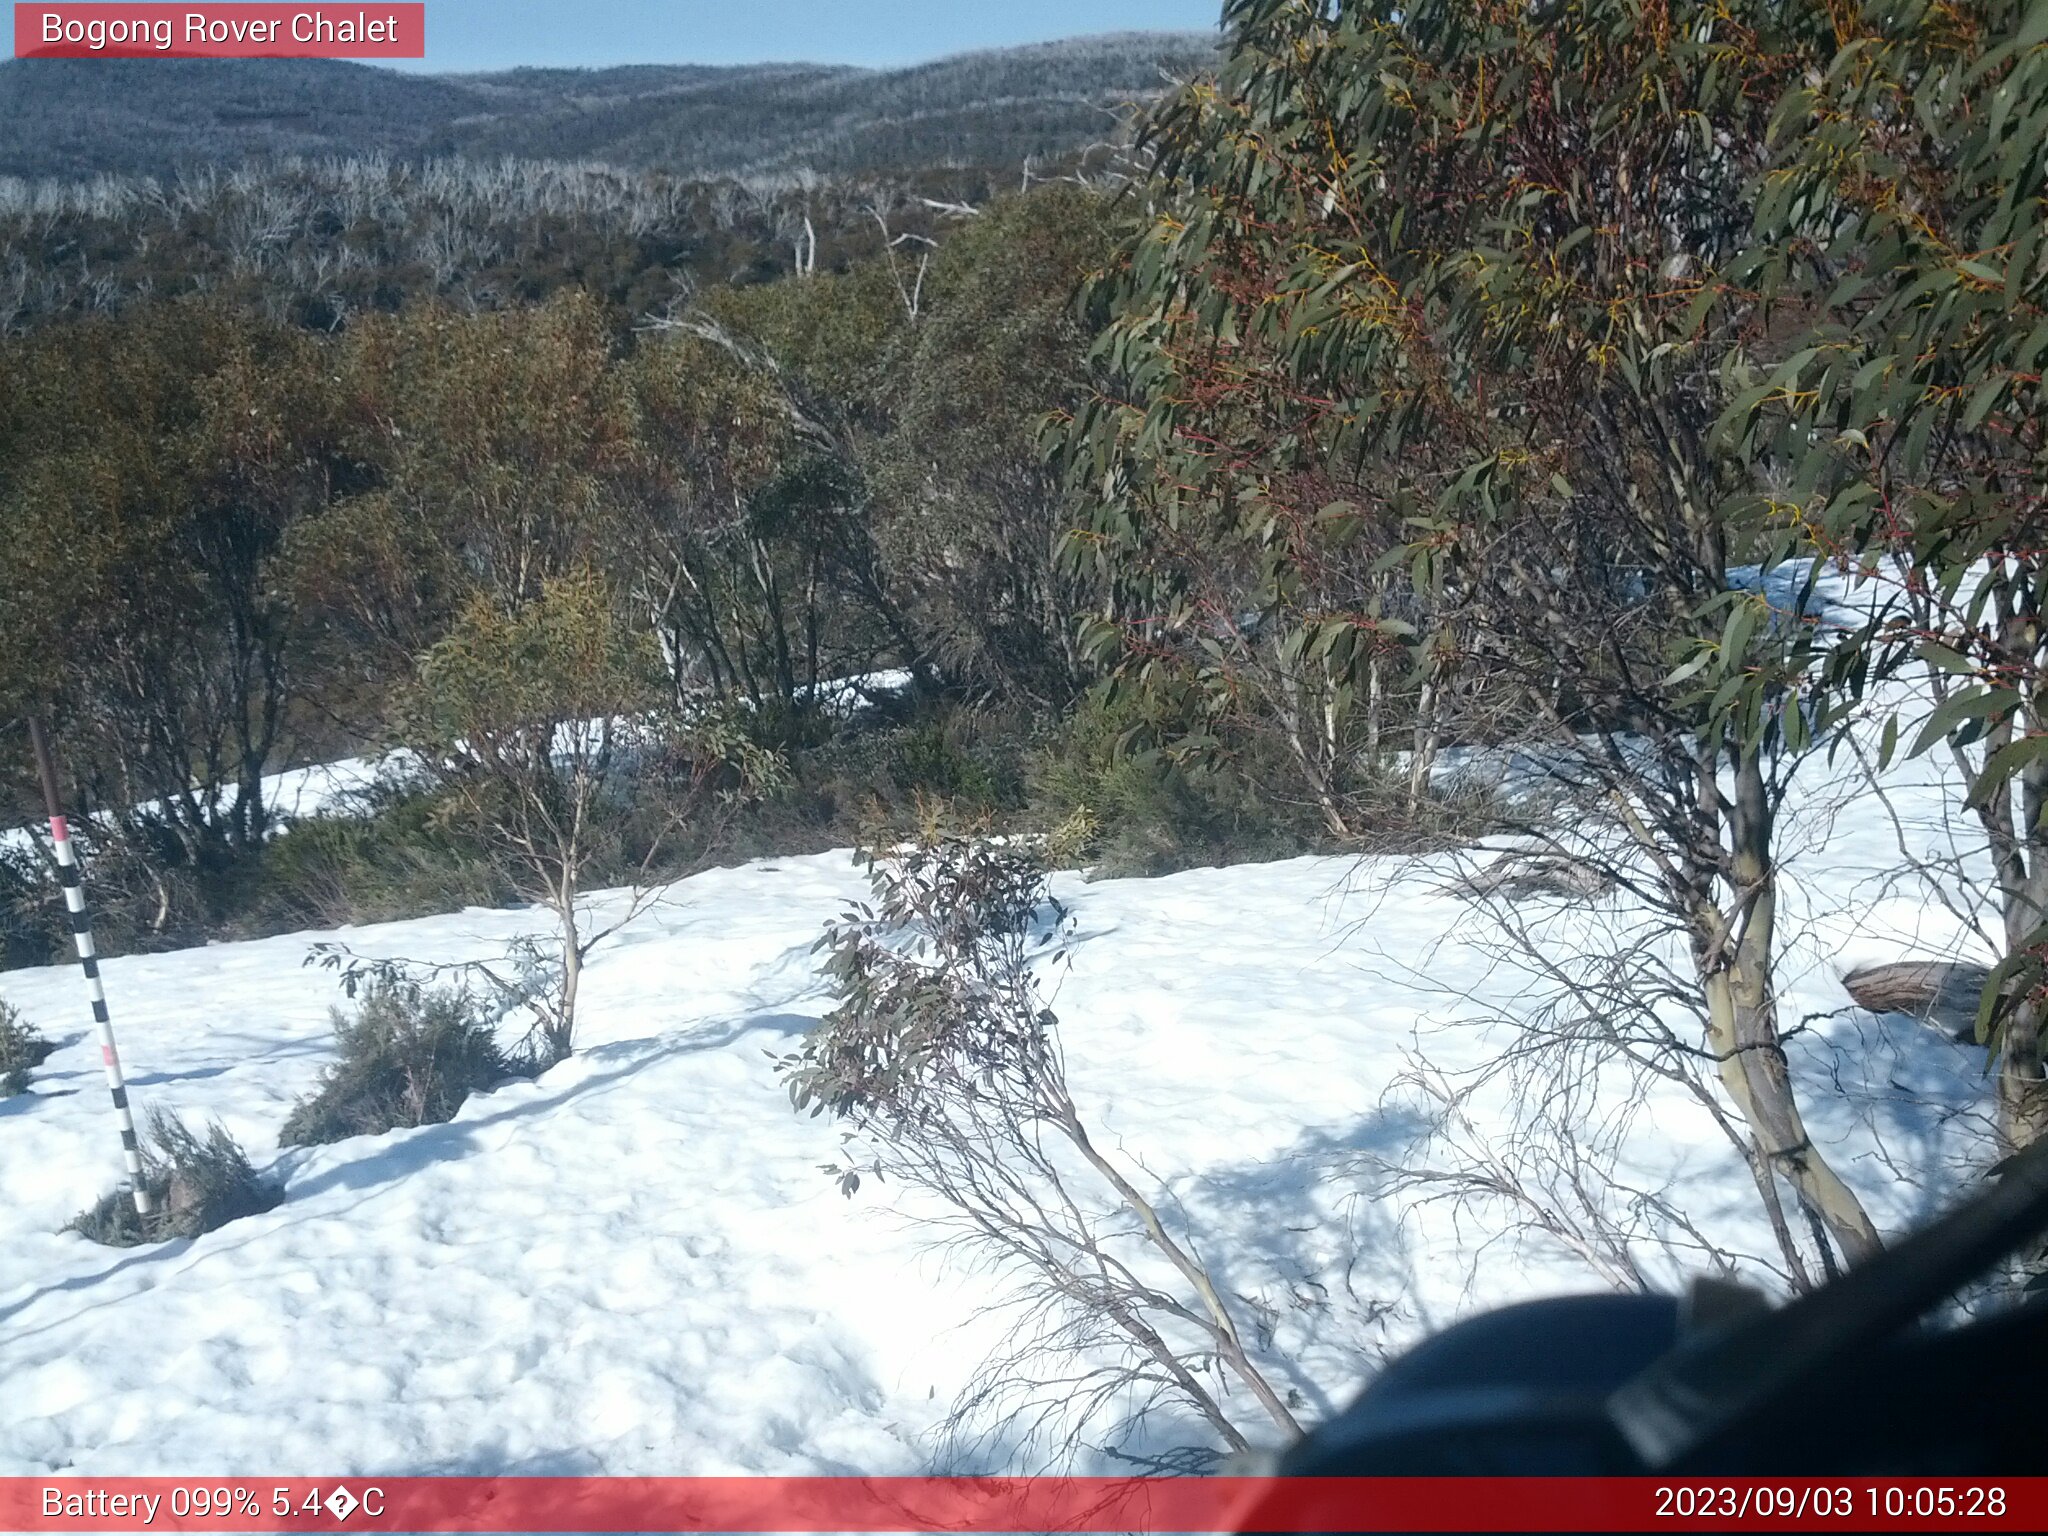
left=0, top=32, right=1219, bottom=182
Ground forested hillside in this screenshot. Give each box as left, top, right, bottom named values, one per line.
left=0, top=33, right=1217, bottom=181
left=0, top=156, right=1021, bottom=329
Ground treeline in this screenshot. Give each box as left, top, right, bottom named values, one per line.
left=443, top=36, right=1218, bottom=179
left=0, top=155, right=1036, bottom=332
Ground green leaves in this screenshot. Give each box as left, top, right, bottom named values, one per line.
left=777, top=836, right=1063, bottom=1127
left=1054, top=0, right=2048, bottom=874
left=1907, top=685, right=2013, bottom=760
left=409, top=567, right=662, bottom=756
left=1972, top=733, right=2048, bottom=808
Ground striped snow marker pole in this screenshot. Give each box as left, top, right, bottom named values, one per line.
left=27, top=717, right=152, bottom=1218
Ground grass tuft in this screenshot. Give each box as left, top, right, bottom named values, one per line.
left=280, top=979, right=528, bottom=1147
left=69, top=1109, right=282, bottom=1246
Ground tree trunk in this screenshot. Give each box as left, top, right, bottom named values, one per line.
left=1990, top=682, right=2048, bottom=1157
left=1997, top=998, right=2048, bottom=1155
left=1408, top=670, right=1441, bottom=811
left=1700, top=751, right=1882, bottom=1268
left=1744, top=1132, right=1816, bottom=1293
left=1059, top=1104, right=1303, bottom=1440
left=1276, top=689, right=1353, bottom=841
left=553, top=894, right=582, bottom=1063
left=1364, top=646, right=1384, bottom=767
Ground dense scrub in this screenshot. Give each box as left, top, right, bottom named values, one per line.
left=3, top=175, right=1445, bottom=967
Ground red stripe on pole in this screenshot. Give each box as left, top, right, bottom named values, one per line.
left=101, top=1044, right=117, bottom=1066
left=48, top=814, right=69, bottom=839
left=2, top=1477, right=2043, bottom=1532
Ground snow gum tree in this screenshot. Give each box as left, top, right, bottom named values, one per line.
left=856, top=189, right=1118, bottom=712
left=1059, top=0, right=1887, bottom=1271
left=282, top=289, right=639, bottom=689
left=1711, top=2, right=2048, bottom=1163
left=405, top=567, right=771, bottom=1061
left=0, top=303, right=348, bottom=932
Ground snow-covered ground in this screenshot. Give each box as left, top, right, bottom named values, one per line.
left=4, top=670, right=918, bottom=860
left=0, top=754, right=404, bottom=864
left=0, top=720, right=1999, bottom=1475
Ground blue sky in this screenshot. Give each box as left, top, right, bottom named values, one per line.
left=384, top=1, right=1224, bottom=72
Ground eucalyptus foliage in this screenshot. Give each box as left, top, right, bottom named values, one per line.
left=1055, top=0, right=1951, bottom=1268
left=783, top=836, right=1303, bottom=1457
left=1058, top=0, right=1870, bottom=775
left=1716, top=1, right=2048, bottom=1148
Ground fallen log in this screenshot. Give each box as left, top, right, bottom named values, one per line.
left=1449, top=850, right=1615, bottom=903
left=1840, top=960, right=1995, bottom=1042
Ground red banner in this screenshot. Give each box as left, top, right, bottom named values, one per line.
left=1, top=1477, right=2043, bottom=1532
left=13, top=5, right=425, bottom=59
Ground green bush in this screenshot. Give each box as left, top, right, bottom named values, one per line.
left=69, top=1109, right=281, bottom=1246
left=0, top=999, right=55, bottom=1097
left=887, top=717, right=1017, bottom=811
left=1, top=825, right=210, bottom=965
left=721, top=704, right=1030, bottom=851
left=0, top=848, right=61, bottom=971
left=246, top=784, right=515, bottom=933
left=280, top=979, right=522, bottom=1147
left=1031, top=691, right=1318, bottom=877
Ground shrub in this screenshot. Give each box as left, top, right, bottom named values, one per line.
left=780, top=834, right=1301, bottom=1464
left=726, top=703, right=1033, bottom=852
left=69, top=1109, right=282, bottom=1246
left=0, top=823, right=208, bottom=965
left=0, top=999, right=55, bottom=1096
left=280, top=979, right=520, bottom=1146
left=1031, top=691, right=1316, bottom=877
left=246, top=783, right=516, bottom=934
left=0, top=847, right=62, bottom=971
left=888, top=718, right=1015, bottom=810
left=1032, top=689, right=1515, bottom=876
